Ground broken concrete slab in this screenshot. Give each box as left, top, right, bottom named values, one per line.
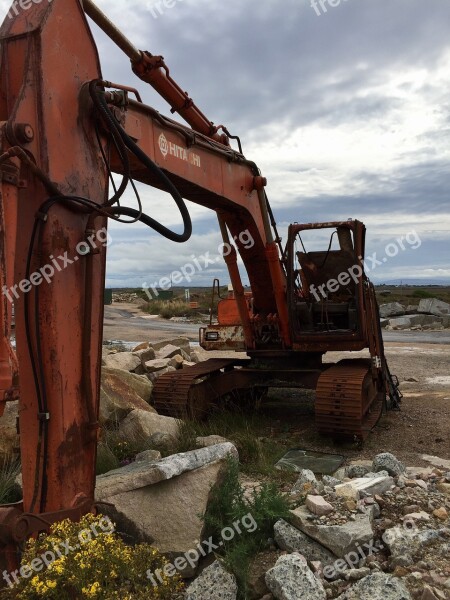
left=289, top=506, right=373, bottom=558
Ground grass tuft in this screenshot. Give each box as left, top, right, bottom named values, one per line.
left=0, top=455, right=22, bottom=504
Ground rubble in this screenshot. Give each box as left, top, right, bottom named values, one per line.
left=263, top=452, right=450, bottom=599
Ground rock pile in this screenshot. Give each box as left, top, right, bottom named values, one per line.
left=380, top=299, right=450, bottom=331
left=189, top=452, right=449, bottom=600
left=100, top=337, right=197, bottom=426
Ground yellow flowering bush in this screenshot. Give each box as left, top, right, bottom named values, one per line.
left=2, top=514, right=184, bottom=599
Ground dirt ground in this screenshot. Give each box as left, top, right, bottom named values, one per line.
left=104, top=303, right=450, bottom=467
left=194, top=343, right=450, bottom=468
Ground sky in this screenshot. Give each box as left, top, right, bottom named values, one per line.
left=2, top=0, right=450, bottom=288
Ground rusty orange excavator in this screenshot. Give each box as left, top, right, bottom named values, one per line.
left=0, top=0, right=401, bottom=569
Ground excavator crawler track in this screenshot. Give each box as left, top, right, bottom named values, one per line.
left=152, top=358, right=239, bottom=418
left=315, top=359, right=383, bottom=441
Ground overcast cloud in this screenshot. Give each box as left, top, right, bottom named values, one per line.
left=3, top=0, right=449, bottom=287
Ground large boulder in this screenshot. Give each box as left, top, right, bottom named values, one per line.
left=95, top=444, right=238, bottom=576
left=289, top=506, right=373, bottom=558
left=100, top=373, right=155, bottom=424
left=335, top=572, right=412, bottom=599
left=102, top=367, right=153, bottom=403
left=265, top=553, right=326, bottom=600
left=185, top=561, right=237, bottom=600
left=103, top=352, right=141, bottom=372
left=379, top=303, right=405, bottom=318
left=118, top=409, right=180, bottom=445
left=0, top=401, right=20, bottom=457
left=418, top=298, right=450, bottom=317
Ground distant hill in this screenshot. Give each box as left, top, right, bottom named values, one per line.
left=374, top=279, right=450, bottom=286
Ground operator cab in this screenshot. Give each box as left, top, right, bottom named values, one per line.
left=287, top=220, right=367, bottom=346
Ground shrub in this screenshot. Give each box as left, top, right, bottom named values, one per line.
left=412, top=289, right=435, bottom=299
left=2, top=513, right=184, bottom=599
left=202, top=457, right=290, bottom=597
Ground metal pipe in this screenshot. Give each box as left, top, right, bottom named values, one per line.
left=82, top=0, right=142, bottom=63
